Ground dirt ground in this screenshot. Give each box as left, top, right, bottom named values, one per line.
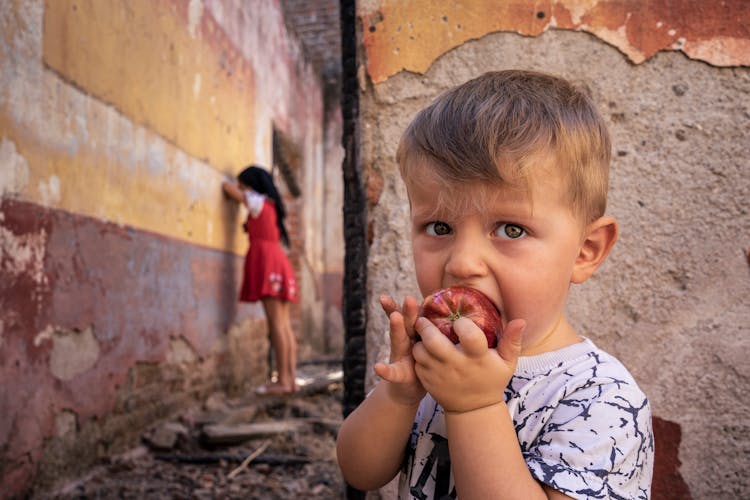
left=42, top=362, right=348, bottom=499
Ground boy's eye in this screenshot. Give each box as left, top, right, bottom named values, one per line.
left=426, top=221, right=452, bottom=236
left=495, top=223, right=525, bottom=239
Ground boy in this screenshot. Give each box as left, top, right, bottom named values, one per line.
left=336, top=70, right=654, bottom=499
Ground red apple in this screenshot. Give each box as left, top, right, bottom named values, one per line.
left=419, top=286, right=502, bottom=348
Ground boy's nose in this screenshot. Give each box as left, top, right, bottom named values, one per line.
left=444, top=235, right=489, bottom=280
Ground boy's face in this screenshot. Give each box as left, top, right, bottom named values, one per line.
left=406, top=160, right=588, bottom=354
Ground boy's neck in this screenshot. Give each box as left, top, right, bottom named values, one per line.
left=520, top=315, right=581, bottom=356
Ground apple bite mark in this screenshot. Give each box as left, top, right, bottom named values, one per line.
left=419, top=286, right=502, bottom=348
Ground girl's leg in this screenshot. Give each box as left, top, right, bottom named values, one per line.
left=280, top=300, right=298, bottom=389
left=260, top=297, right=289, bottom=391
left=260, top=297, right=296, bottom=393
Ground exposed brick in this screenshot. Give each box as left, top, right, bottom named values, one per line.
left=652, top=416, right=692, bottom=499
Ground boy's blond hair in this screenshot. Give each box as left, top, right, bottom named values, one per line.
left=397, top=70, right=611, bottom=223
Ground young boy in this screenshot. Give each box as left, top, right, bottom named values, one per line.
left=336, top=70, right=654, bottom=499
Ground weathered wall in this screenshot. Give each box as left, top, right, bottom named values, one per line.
left=0, top=0, right=342, bottom=496
left=358, top=1, right=749, bottom=499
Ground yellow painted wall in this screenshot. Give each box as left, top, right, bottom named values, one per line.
left=0, top=0, right=273, bottom=253
left=44, top=0, right=258, bottom=170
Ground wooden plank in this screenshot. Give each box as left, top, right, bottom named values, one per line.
left=202, top=420, right=306, bottom=445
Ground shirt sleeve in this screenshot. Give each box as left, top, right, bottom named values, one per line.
left=243, top=190, right=265, bottom=218
left=523, top=380, right=654, bottom=500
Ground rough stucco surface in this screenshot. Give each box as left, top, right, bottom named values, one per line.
left=361, top=29, right=749, bottom=499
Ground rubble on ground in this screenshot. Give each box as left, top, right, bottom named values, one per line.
left=45, top=361, right=346, bottom=499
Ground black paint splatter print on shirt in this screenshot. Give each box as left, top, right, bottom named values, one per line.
left=398, top=338, right=654, bottom=499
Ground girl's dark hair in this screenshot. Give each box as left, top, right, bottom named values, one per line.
left=237, top=165, right=290, bottom=247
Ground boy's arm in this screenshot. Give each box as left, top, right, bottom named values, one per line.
left=335, top=382, right=420, bottom=490
left=446, top=403, right=571, bottom=499
left=336, top=296, right=425, bottom=491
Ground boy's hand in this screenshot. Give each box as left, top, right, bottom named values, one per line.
left=412, top=316, right=526, bottom=413
left=373, top=295, right=426, bottom=406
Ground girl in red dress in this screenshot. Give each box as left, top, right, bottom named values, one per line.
left=223, top=166, right=299, bottom=395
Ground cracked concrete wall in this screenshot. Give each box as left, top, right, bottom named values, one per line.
left=358, top=2, right=749, bottom=498
left=0, top=0, right=342, bottom=496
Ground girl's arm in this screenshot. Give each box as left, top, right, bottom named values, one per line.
left=222, top=180, right=246, bottom=205
left=223, top=180, right=266, bottom=217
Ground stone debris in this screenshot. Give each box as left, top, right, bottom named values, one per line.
left=47, top=361, right=346, bottom=499
left=142, top=422, right=190, bottom=451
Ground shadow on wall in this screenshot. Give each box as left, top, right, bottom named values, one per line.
left=219, top=182, right=240, bottom=332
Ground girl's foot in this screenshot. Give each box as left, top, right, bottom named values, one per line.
left=254, top=382, right=296, bottom=396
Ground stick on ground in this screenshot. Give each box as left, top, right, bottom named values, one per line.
left=227, top=439, right=271, bottom=480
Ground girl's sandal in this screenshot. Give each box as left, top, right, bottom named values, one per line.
left=254, top=383, right=295, bottom=396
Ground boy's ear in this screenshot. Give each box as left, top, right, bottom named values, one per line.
left=571, top=216, right=618, bottom=284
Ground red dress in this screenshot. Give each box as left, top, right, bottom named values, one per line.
left=239, top=199, right=299, bottom=303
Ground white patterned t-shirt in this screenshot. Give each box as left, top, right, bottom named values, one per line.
left=398, top=338, right=654, bottom=499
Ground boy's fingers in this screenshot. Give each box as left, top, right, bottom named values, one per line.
left=402, top=296, right=419, bottom=339
left=388, top=312, right=409, bottom=350
left=373, top=361, right=395, bottom=381
left=453, top=317, right=487, bottom=356
left=414, top=317, right=452, bottom=361
left=374, top=361, right=408, bottom=384
left=380, top=295, right=421, bottom=341
left=380, top=295, right=400, bottom=316
left=496, top=319, right=526, bottom=361
left=403, top=295, right=419, bottom=314
left=411, top=340, right=430, bottom=370
left=414, top=317, right=438, bottom=341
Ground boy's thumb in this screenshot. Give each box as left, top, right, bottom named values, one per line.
left=496, top=319, right=526, bottom=361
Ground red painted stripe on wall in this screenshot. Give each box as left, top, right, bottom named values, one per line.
left=0, top=198, right=267, bottom=494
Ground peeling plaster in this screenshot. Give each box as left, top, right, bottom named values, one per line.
left=167, top=336, right=199, bottom=365
left=684, top=36, right=750, bottom=67
left=33, top=325, right=55, bottom=347
left=37, top=175, right=61, bottom=205
left=188, top=0, right=204, bottom=39
left=0, top=224, right=47, bottom=286
left=361, top=0, right=750, bottom=83
left=35, top=325, right=101, bottom=381
left=55, top=410, right=77, bottom=437
left=0, top=137, right=30, bottom=197
left=51, top=326, right=101, bottom=381
left=563, top=1, right=589, bottom=25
